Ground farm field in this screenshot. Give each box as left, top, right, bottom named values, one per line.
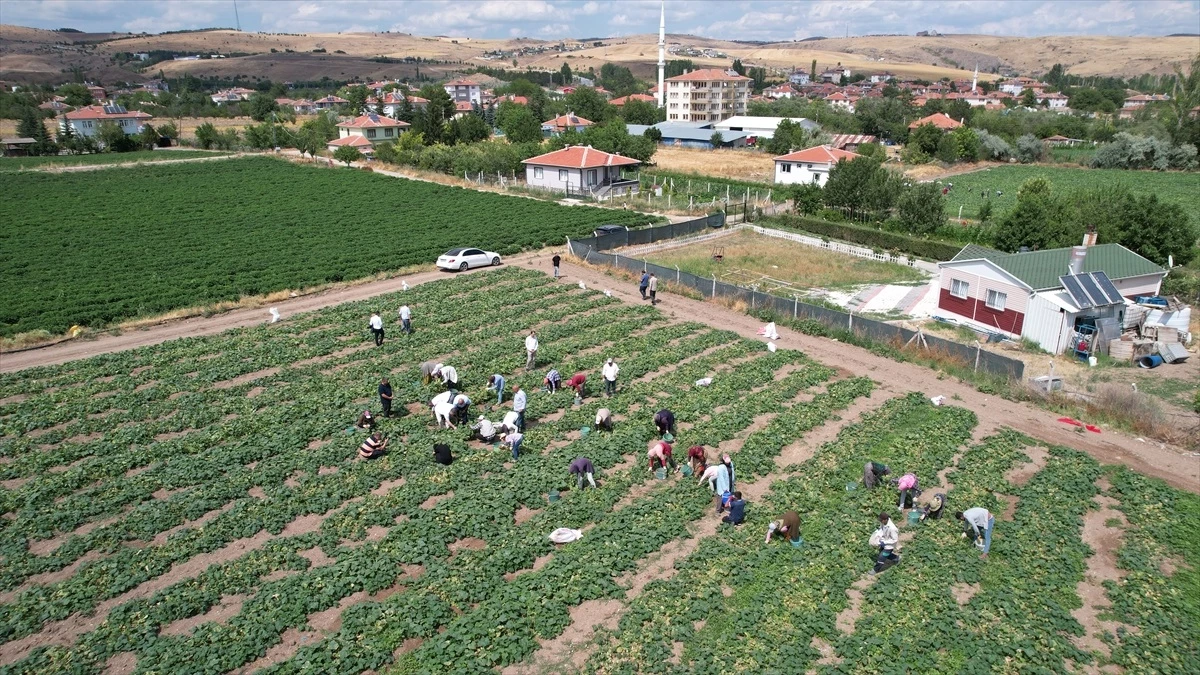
left=0, top=156, right=652, bottom=337
left=0, top=267, right=1195, bottom=674
left=938, top=164, right=1200, bottom=225
left=0, top=149, right=230, bottom=172
left=650, top=146, right=777, bottom=184
left=648, top=229, right=928, bottom=289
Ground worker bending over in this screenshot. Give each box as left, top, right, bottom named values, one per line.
left=957, top=507, right=995, bottom=559
left=766, top=511, right=801, bottom=543
left=569, top=456, right=598, bottom=489
left=359, top=432, right=388, bottom=459
left=433, top=443, right=453, bottom=466
left=564, top=372, right=587, bottom=396
left=471, top=415, right=498, bottom=442
left=647, top=439, right=676, bottom=472
left=654, top=409, right=676, bottom=437
left=870, top=512, right=901, bottom=575
left=594, top=408, right=613, bottom=432
left=863, top=461, right=890, bottom=489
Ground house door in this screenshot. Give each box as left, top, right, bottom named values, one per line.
left=587, top=170, right=597, bottom=186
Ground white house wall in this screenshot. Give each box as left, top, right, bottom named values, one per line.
left=1111, top=274, right=1164, bottom=298
left=773, top=162, right=829, bottom=186
left=938, top=263, right=1030, bottom=313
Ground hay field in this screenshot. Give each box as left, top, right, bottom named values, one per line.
left=651, top=146, right=777, bottom=183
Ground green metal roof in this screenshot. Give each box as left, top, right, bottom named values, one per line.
left=950, top=243, right=1164, bottom=290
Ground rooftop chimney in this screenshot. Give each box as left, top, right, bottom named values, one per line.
left=1082, top=224, right=1097, bottom=248
left=1069, top=246, right=1087, bottom=276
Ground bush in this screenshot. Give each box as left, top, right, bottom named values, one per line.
left=976, top=129, right=1013, bottom=161
left=1015, top=134, right=1044, bottom=163
left=1090, top=132, right=1199, bottom=170
left=771, top=215, right=963, bottom=260
left=900, top=145, right=931, bottom=164
left=935, top=134, right=958, bottom=163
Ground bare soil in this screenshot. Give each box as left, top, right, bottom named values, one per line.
left=1072, top=479, right=1133, bottom=658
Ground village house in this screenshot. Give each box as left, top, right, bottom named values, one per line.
left=521, top=145, right=641, bottom=196
left=608, top=93, right=655, bottom=107
left=452, top=101, right=475, bottom=119
left=1040, top=91, right=1070, bottom=109
left=542, top=113, right=593, bottom=137
left=772, top=145, right=859, bottom=186
left=38, top=98, right=71, bottom=113
left=495, top=93, right=529, bottom=106
left=444, top=78, right=482, bottom=105
left=713, top=115, right=820, bottom=140
left=86, top=84, right=106, bottom=101
left=314, top=95, right=349, bottom=110
left=936, top=239, right=1165, bottom=354
left=908, top=112, right=963, bottom=131
left=60, top=104, right=153, bottom=139
left=998, top=76, right=1038, bottom=96
left=764, top=83, right=799, bottom=99
left=823, top=91, right=856, bottom=112
left=326, top=134, right=375, bottom=156
left=664, top=68, right=750, bottom=123
left=368, top=92, right=428, bottom=117
left=333, top=112, right=409, bottom=150
left=288, top=98, right=317, bottom=115
left=788, top=71, right=810, bottom=86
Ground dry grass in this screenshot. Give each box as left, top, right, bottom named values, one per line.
left=0, top=116, right=308, bottom=141
left=647, top=230, right=927, bottom=290
left=651, top=146, right=776, bottom=183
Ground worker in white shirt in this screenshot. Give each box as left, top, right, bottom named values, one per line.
left=525, top=331, right=539, bottom=370
left=870, top=512, right=901, bottom=575
left=602, top=358, right=619, bottom=397
left=956, top=507, right=995, bottom=558
left=433, top=400, right=456, bottom=429
left=471, top=415, right=498, bottom=442
left=647, top=273, right=658, bottom=305
left=512, top=386, right=527, bottom=431
left=594, top=408, right=613, bottom=432
left=502, top=430, right=523, bottom=460
left=435, top=363, right=459, bottom=390
left=398, top=305, right=412, bottom=334
left=500, top=410, right=520, bottom=434
left=369, top=311, right=384, bottom=346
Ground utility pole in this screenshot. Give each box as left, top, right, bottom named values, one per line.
left=656, top=0, right=666, bottom=109
left=233, top=0, right=241, bottom=31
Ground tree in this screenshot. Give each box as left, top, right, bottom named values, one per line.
left=97, top=121, right=135, bottom=152
left=710, top=131, right=724, bottom=148
left=497, top=103, right=542, bottom=144
left=950, top=126, right=980, bottom=162
left=975, top=129, right=1012, bottom=161
left=619, top=99, right=664, bottom=125
left=853, top=97, right=913, bottom=142
left=563, top=87, right=611, bottom=123
left=895, top=182, right=945, bottom=234
left=194, top=121, right=220, bottom=150
left=157, top=121, right=179, bottom=142
left=731, top=59, right=745, bottom=76
left=789, top=183, right=823, bottom=215
left=810, top=59, right=817, bottom=79
left=907, top=122, right=942, bottom=156
left=447, top=113, right=490, bottom=145
left=396, top=94, right=414, bottom=123
left=1015, top=133, right=1044, bottom=163
left=373, top=139, right=398, bottom=164
left=822, top=156, right=901, bottom=218
left=301, top=112, right=339, bottom=142
left=1020, top=89, right=1038, bottom=108
left=993, top=177, right=1069, bottom=252
left=294, top=127, right=323, bottom=157
left=643, top=127, right=662, bottom=143
left=137, top=123, right=159, bottom=150
left=559, top=62, right=573, bottom=86
left=343, top=85, right=370, bottom=115
left=855, top=142, right=884, bottom=161
left=761, top=118, right=807, bottom=155
left=16, top=107, right=55, bottom=156
left=246, top=92, right=279, bottom=122
left=597, top=63, right=640, bottom=97
left=333, top=145, right=363, bottom=166
left=57, top=83, right=93, bottom=107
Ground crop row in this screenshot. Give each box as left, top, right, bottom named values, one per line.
left=0, top=156, right=655, bottom=336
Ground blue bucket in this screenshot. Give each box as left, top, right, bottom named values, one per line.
left=845, top=482, right=858, bottom=492
left=790, top=536, right=805, bottom=549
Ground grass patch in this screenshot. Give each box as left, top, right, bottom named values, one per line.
left=0, top=150, right=230, bottom=172
left=647, top=230, right=928, bottom=290
left=940, top=164, right=1200, bottom=224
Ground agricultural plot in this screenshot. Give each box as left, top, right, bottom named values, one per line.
left=939, top=165, right=1200, bottom=224
left=0, top=268, right=1195, bottom=675
left=0, top=157, right=652, bottom=337
left=0, top=150, right=230, bottom=172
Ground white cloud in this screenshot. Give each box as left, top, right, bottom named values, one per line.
left=581, top=1, right=600, bottom=15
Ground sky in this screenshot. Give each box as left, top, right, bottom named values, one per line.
left=2, top=0, right=1198, bottom=41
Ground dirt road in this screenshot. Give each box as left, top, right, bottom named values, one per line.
left=4, top=250, right=1196, bottom=493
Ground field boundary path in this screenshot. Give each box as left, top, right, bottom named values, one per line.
left=17, top=152, right=248, bottom=173
left=3, top=250, right=1195, bottom=493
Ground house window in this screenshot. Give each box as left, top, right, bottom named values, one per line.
left=780, top=163, right=791, bottom=173
left=384, top=128, right=393, bottom=137
left=534, top=167, right=543, bottom=179
left=367, top=129, right=377, bottom=138
left=950, top=279, right=969, bottom=299
left=985, top=289, right=1007, bottom=311
left=587, top=169, right=597, bottom=185
left=558, top=169, right=568, bottom=181
left=806, top=164, right=813, bottom=169
left=83, top=120, right=93, bottom=128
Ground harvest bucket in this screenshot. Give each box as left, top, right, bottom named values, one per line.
left=663, top=432, right=675, bottom=442
left=790, top=536, right=804, bottom=549
left=845, top=482, right=858, bottom=492
left=681, top=465, right=694, bottom=477
left=548, top=489, right=560, bottom=502
left=580, top=426, right=590, bottom=437
left=907, top=509, right=921, bottom=526
left=654, top=468, right=667, bottom=480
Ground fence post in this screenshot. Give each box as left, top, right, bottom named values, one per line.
left=848, top=310, right=853, bottom=333
left=712, top=274, right=716, bottom=298
left=566, top=236, right=572, bottom=257
left=975, top=342, right=981, bottom=373
left=675, top=265, right=680, bottom=283
left=794, top=294, right=798, bottom=318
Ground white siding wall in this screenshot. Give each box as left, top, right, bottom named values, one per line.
left=774, top=161, right=829, bottom=186
left=1023, top=293, right=1075, bottom=355
left=938, top=262, right=1030, bottom=311
left=1111, top=274, right=1164, bottom=298
left=525, top=165, right=581, bottom=191
left=66, top=118, right=143, bottom=138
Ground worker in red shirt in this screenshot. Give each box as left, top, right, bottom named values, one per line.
left=687, top=445, right=708, bottom=474
left=647, top=439, right=676, bottom=473
left=565, top=372, right=587, bottom=396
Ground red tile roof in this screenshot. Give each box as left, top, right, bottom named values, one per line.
left=908, top=112, right=963, bottom=130
left=337, top=113, right=409, bottom=129
left=315, top=95, right=349, bottom=104
left=773, top=145, right=860, bottom=164
left=454, top=101, right=474, bottom=111
left=64, top=105, right=152, bottom=121
left=522, top=145, right=641, bottom=169
left=498, top=94, right=529, bottom=105
left=609, top=94, right=655, bottom=106
left=327, top=135, right=374, bottom=149
left=543, top=113, right=593, bottom=131
left=666, top=68, right=750, bottom=83
left=445, top=78, right=480, bottom=87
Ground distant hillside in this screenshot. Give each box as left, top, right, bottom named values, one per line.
left=1, top=24, right=1195, bottom=85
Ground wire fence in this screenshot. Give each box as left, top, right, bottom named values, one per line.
left=567, top=232, right=1025, bottom=381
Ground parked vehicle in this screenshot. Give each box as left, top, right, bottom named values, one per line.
left=437, top=248, right=502, bottom=271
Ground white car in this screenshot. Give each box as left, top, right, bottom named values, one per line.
left=436, top=248, right=502, bottom=271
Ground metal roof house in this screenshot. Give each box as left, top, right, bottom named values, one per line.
left=936, top=238, right=1165, bottom=354
left=626, top=123, right=749, bottom=149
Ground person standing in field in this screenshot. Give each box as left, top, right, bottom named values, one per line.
left=552, top=254, right=561, bottom=280
left=648, top=273, right=658, bottom=305
left=594, top=407, right=613, bottom=432
left=512, top=386, right=527, bottom=431
left=398, top=305, right=413, bottom=335
left=369, top=311, right=385, bottom=346
left=378, top=377, right=394, bottom=418
left=602, top=358, right=619, bottom=397
left=870, top=512, right=901, bottom=575
left=957, top=507, right=995, bottom=559
left=639, top=270, right=650, bottom=300
left=766, top=511, right=801, bottom=543
left=487, top=374, right=505, bottom=405
left=569, top=456, right=597, bottom=489
left=525, top=331, right=539, bottom=370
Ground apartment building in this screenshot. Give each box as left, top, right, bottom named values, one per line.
left=664, top=69, right=750, bottom=123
